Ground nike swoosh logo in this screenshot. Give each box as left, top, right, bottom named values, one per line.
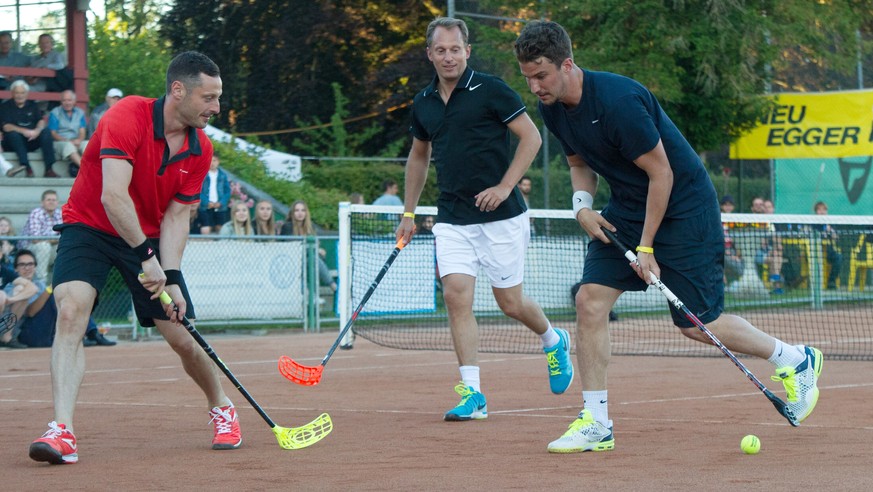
left=575, top=197, right=583, bottom=203
left=591, top=119, right=600, bottom=124
left=61, top=438, right=77, bottom=450
left=599, top=400, right=607, bottom=404
left=501, top=275, right=512, bottom=280
left=180, top=169, right=189, bottom=174
left=470, top=83, right=483, bottom=91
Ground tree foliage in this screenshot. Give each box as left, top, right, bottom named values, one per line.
left=87, top=4, right=171, bottom=107
left=159, top=1, right=440, bottom=154
left=156, top=0, right=870, bottom=157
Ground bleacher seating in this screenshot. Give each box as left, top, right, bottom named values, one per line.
left=0, top=153, right=73, bottom=231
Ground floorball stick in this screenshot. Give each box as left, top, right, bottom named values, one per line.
left=157, top=291, right=333, bottom=448
left=600, top=228, right=799, bottom=426
left=0, top=312, right=17, bottom=337
left=279, top=238, right=408, bottom=386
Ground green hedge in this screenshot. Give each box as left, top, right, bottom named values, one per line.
left=216, top=141, right=770, bottom=230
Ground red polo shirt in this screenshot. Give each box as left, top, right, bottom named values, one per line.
left=62, top=96, right=212, bottom=237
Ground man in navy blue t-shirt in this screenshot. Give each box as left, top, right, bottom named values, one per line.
left=515, top=20, right=823, bottom=453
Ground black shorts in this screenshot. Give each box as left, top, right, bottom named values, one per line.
left=52, top=224, right=195, bottom=327
left=582, top=205, right=724, bottom=328
left=200, top=208, right=229, bottom=228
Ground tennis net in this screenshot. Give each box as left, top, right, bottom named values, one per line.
left=336, top=204, right=873, bottom=360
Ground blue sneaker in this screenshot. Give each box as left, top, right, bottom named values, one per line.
left=544, top=328, right=574, bottom=394
left=443, top=383, right=487, bottom=421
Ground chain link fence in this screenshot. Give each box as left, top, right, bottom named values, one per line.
left=4, top=234, right=339, bottom=339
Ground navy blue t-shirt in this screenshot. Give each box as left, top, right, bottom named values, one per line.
left=410, top=66, right=528, bottom=225
left=1, top=265, right=17, bottom=288
left=539, top=70, right=717, bottom=220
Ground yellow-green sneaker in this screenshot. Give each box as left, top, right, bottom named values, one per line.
left=547, top=409, right=614, bottom=453
left=771, top=345, right=823, bottom=423
left=443, top=383, right=487, bottom=421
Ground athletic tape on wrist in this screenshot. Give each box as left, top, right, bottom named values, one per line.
left=133, top=239, right=156, bottom=263
left=164, top=269, right=183, bottom=286
left=572, top=190, right=594, bottom=217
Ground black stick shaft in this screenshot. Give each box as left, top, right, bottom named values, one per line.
left=173, top=310, right=278, bottom=428
left=600, top=228, right=797, bottom=425
left=322, top=243, right=404, bottom=366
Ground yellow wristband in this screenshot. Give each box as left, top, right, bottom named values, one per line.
left=402, top=212, right=415, bottom=219
left=636, top=246, right=654, bottom=254
left=45, top=286, right=53, bottom=294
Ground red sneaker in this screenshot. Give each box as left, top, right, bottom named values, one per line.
left=29, top=421, right=78, bottom=464
left=209, top=403, right=242, bottom=450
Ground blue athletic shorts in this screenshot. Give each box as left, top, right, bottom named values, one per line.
left=52, top=224, right=195, bottom=327
left=581, top=205, right=724, bottom=328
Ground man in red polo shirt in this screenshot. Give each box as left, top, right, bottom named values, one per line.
left=28, top=51, right=243, bottom=465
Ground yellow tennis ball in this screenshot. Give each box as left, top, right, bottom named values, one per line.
left=741, top=435, right=761, bottom=454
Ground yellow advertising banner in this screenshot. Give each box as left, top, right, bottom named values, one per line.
left=730, top=90, right=873, bottom=159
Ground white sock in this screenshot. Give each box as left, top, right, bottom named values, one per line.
left=540, top=325, right=560, bottom=348
left=583, top=390, right=609, bottom=426
left=459, top=366, right=481, bottom=392
left=768, top=340, right=805, bottom=368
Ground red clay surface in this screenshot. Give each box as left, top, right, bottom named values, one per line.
left=2, top=330, right=871, bottom=491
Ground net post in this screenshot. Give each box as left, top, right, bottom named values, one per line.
left=337, top=202, right=352, bottom=331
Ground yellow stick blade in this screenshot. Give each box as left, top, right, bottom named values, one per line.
left=273, top=413, right=333, bottom=450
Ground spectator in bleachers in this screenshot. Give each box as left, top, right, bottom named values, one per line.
left=417, top=214, right=435, bottom=235
left=0, top=251, right=38, bottom=348
left=11, top=249, right=114, bottom=347
left=87, top=88, right=122, bottom=138
left=814, top=201, right=843, bottom=290
left=48, top=90, right=88, bottom=177
left=517, top=175, right=532, bottom=208
left=720, top=195, right=744, bottom=286
left=372, top=179, right=403, bottom=206
left=0, top=216, right=17, bottom=268
left=753, top=198, right=785, bottom=293
left=198, top=154, right=231, bottom=234
left=19, top=189, right=62, bottom=281
left=750, top=196, right=765, bottom=214
left=349, top=192, right=364, bottom=204
left=26, top=33, right=68, bottom=94
left=253, top=200, right=278, bottom=236
left=219, top=202, right=254, bottom=236
left=280, top=200, right=336, bottom=292
left=188, top=206, right=202, bottom=235
left=0, top=80, right=58, bottom=177
left=0, top=31, right=30, bottom=90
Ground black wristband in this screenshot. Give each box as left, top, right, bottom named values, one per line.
left=132, top=239, right=156, bottom=263
left=164, top=269, right=183, bottom=286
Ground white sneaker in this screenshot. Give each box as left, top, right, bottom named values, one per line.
left=547, top=409, right=614, bottom=453
left=771, top=345, right=823, bottom=423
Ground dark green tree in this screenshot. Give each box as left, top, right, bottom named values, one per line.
left=159, top=1, right=439, bottom=155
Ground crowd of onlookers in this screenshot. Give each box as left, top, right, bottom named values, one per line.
left=1, top=30, right=122, bottom=178
left=721, top=194, right=843, bottom=294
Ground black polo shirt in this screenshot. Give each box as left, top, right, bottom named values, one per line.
left=410, top=66, right=528, bottom=225
left=0, top=99, right=42, bottom=131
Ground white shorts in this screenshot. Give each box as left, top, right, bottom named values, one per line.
left=432, top=212, right=530, bottom=288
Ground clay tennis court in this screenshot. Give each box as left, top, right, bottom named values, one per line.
left=2, top=330, right=871, bottom=490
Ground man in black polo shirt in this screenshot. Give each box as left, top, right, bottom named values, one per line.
left=0, top=80, right=58, bottom=177
left=396, top=17, right=574, bottom=422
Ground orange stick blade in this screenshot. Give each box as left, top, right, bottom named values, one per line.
left=278, top=356, right=324, bottom=386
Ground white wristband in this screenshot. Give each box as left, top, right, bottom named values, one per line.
left=572, top=190, right=594, bottom=217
